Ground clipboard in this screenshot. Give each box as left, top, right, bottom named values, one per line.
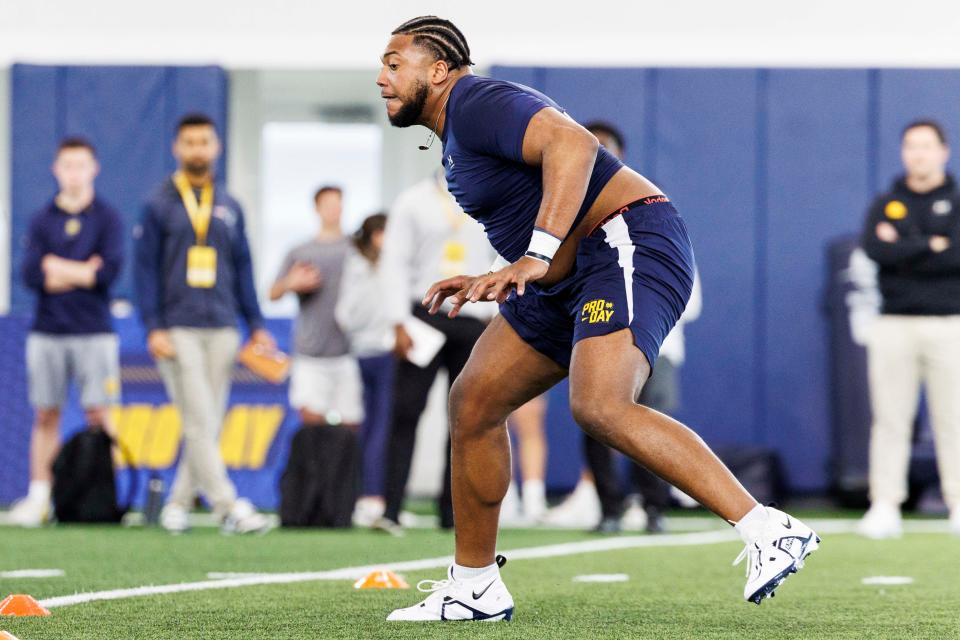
left=403, top=316, right=447, bottom=368
left=238, top=342, right=291, bottom=384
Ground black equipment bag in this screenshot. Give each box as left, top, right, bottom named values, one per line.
left=52, top=427, right=135, bottom=523
left=280, top=424, right=358, bottom=528
left=715, top=446, right=786, bottom=507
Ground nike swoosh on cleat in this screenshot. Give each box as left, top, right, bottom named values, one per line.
left=782, top=516, right=792, bottom=529
left=472, top=580, right=496, bottom=600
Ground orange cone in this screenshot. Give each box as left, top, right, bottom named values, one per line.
left=353, top=570, right=410, bottom=589
left=0, top=594, right=51, bottom=617
left=1, top=631, right=22, bottom=639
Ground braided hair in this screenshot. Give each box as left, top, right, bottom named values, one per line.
left=392, top=16, right=474, bottom=70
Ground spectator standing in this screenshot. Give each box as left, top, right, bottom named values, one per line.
left=335, top=212, right=396, bottom=525
left=270, top=186, right=362, bottom=430
left=12, top=138, right=124, bottom=527
left=859, top=119, right=960, bottom=538
left=134, top=113, right=273, bottom=535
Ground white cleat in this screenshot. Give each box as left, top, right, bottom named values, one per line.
left=8, top=497, right=49, bottom=528
left=734, top=507, right=820, bottom=605
left=857, top=502, right=903, bottom=540
left=387, top=556, right=514, bottom=622
left=221, top=498, right=271, bottom=535
left=950, top=509, right=960, bottom=537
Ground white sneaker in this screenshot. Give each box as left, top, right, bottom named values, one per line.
left=8, top=497, right=49, bottom=528
left=734, top=507, right=820, bottom=605
left=160, top=503, right=190, bottom=534
left=353, top=496, right=385, bottom=527
left=372, top=516, right=405, bottom=537
left=949, top=509, right=960, bottom=537
left=387, top=557, right=514, bottom=622
left=221, top=498, right=270, bottom=535
left=620, top=498, right=649, bottom=532
left=540, top=479, right=601, bottom=528
left=857, top=502, right=903, bottom=539
left=670, top=486, right=700, bottom=508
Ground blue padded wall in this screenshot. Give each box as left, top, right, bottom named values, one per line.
left=650, top=69, right=761, bottom=449
left=763, top=70, right=872, bottom=490
left=541, top=68, right=652, bottom=173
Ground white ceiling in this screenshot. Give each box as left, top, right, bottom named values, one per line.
left=4, top=0, right=960, bottom=68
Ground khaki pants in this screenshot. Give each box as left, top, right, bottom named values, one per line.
left=867, top=315, right=960, bottom=510
left=157, top=327, right=240, bottom=515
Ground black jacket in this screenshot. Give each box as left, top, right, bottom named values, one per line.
left=861, top=174, right=960, bottom=315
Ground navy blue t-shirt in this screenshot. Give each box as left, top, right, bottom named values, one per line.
left=21, top=196, right=124, bottom=335
left=441, top=74, right=624, bottom=262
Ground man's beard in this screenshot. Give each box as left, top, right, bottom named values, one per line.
left=183, top=160, right=211, bottom=176
left=388, top=81, right=429, bottom=128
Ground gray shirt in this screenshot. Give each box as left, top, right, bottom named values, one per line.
left=276, top=237, right=350, bottom=358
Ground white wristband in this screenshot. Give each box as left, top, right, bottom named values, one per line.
left=526, top=228, right=562, bottom=264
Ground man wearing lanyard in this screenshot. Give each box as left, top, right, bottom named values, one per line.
left=375, top=171, right=497, bottom=533
left=134, top=113, right=274, bottom=534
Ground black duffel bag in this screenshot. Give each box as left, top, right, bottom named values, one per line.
left=52, top=427, right=135, bottom=523
left=280, top=424, right=358, bottom=528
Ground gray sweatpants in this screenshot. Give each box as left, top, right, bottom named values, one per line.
left=156, top=327, right=239, bottom=515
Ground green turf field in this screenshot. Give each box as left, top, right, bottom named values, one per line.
left=0, top=517, right=958, bottom=639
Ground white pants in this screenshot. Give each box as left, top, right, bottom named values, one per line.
left=867, top=315, right=960, bottom=510
left=156, top=327, right=240, bottom=514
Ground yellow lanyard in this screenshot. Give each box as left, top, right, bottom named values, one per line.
left=173, top=172, right=215, bottom=245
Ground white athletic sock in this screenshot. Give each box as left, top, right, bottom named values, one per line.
left=27, top=480, right=51, bottom=503
left=452, top=562, right=498, bottom=582
left=522, top=479, right=546, bottom=515
left=733, top=504, right=769, bottom=544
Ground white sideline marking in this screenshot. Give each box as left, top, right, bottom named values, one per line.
left=862, top=576, right=914, bottom=586
left=573, top=574, right=629, bottom=583
left=0, top=569, right=64, bottom=579
left=40, top=529, right=738, bottom=609
left=207, top=572, right=271, bottom=579
left=35, top=517, right=956, bottom=610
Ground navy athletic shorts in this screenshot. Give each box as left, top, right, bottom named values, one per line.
left=499, top=196, right=695, bottom=369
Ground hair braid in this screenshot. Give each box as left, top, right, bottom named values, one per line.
left=392, top=16, right=474, bottom=69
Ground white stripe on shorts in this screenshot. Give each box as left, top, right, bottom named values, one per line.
left=602, top=215, right=636, bottom=323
